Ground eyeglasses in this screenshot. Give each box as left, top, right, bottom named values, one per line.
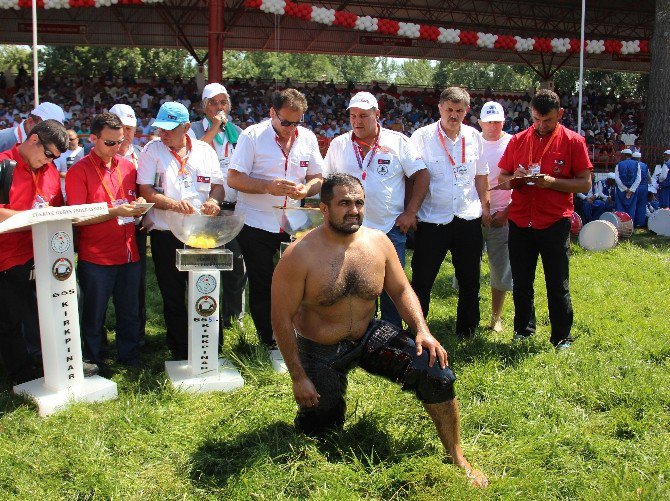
left=69, top=136, right=79, bottom=141
left=207, top=99, right=230, bottom=107
left=275, top=111, right=304, bottom=127
left=102, top=139, right=125, bottom=147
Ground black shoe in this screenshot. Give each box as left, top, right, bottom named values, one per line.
left=457, top=328, right=475, bottom=339
left=83, top=362, right=100, bottom=378
left=512, top=332, right=531, bottom=343
left=554, top=338, right=574, bottom=351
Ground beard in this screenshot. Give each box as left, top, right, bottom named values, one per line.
left=329, top=214, right=363, bottom=234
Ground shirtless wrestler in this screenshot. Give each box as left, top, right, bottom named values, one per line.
left=271, top=173, right=488, bottom=487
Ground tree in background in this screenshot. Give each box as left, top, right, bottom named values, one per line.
left=644, top=0, right=669, bottom=162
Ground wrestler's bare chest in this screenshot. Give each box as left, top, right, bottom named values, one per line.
left=309, top=247, right=384, bottom=307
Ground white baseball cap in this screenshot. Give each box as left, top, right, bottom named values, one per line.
left=621, top=148, right=633, bottom=155
left=109, top=103, right=137, bottom=127
left=607, top=173, right=616, bottom=179
left=32, top=102, right=64, bottom=124
left=664, top=150, right=670, bottom=155
left=347, top=92, right=378, bottom=110
left=480, top=101, right=505, bottom=122
left=202, top=83, right=228, bottom=100
left=632, top=151, right=642, bottom=159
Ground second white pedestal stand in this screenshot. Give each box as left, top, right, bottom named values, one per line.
left=164, top=249, right=244, bottom=393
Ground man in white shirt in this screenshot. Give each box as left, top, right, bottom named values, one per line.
left=53, top=129, right=85, bottom=200
left=137, top=102, right=225, bottom=361
left=324, top=91, right=429, bottom=327
left=110, top=103, right=148, bottom=345
left=478, top=102, right=513, bottom=333
left=228, top=89, right=324, bottom=368
left=188, top=83, right=247, bottom=331
left=0, top=101, right=65, bottom=153
left=410, top=87, right=491, bottom=339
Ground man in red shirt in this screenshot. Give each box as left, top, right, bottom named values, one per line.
left=0, top=120, right=69, bottom=384
left=498, top=90, right=592, bottom=350
left=66, top=112, right=146, bottom=370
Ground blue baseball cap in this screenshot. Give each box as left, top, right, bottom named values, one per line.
left=152, top=102, right=189, bottom=130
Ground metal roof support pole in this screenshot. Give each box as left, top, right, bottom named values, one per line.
left=208, top=0, right=225, bottom=83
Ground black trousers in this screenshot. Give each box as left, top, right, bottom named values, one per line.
left=411, top=218, right=483, bottom=336
left=236, top=224, right=290, bottom=347
left=150, top=230, right=189, bottom=359
left=508, top=218, right=573, bottom=345
left=0, top=261, right=39, bottom=384
left=219, top=237, right=246, bottom=325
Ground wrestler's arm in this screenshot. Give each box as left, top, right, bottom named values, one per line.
left=271, top=247, right=320, bottom=407
left=380, top=234, right=448, bottom=368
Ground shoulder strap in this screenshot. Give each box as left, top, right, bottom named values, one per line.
left=0, top=159, right=17, bottom=205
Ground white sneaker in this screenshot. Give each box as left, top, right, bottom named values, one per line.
left=269, top=349, right=288, bottom=374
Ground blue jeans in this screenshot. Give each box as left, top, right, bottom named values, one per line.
left=78, top=260, right=141, bottom=364
left=380, top=225, right=406, bottom=327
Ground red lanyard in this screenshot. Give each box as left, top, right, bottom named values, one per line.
left=351, top=126, right=381, bottom=181
left=274, top=130, right=298, bottom=209
left=169, top=135, right=192, bottom=177
left=437, top=123, right=465, bottom=166
left=30, top=168, right=46, bottom=201
left=528, top=124, right=560, bottom=166
left=94, top=159, right=124, bottom=203
left=17, top=125, right=24, bottom=144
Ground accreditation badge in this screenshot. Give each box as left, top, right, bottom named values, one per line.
left=113, top=198, right=134, bottom=226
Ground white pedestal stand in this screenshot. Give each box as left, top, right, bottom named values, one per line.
left=0, top=204, right=118, bottom=416
left=164, top=249, right=244, bottom=393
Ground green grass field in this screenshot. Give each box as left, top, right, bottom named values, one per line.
left=1, top=231, right=669, bottom=499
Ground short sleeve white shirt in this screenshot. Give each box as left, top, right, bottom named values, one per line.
left=188, top=118, right=238, bottom=203
left=136, top=137, right=223, bottom=231
left=481, top=132, right=512, bottom=214
left=410, top=122, right=488, bottom=223
left=325, top=128, right=427, bottom=233
left=228, top=120, right=324, bottom=233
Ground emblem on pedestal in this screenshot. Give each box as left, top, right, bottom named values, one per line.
left=195, top=274, right=217, bottom=294
left=195, top=295, right=217, bottom=316
left=52, top=258, right=73, bottom=281
left=50, top=231, right=71, bottom=253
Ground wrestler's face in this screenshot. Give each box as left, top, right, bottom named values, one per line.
left=323, top=184, right=365, bottom=234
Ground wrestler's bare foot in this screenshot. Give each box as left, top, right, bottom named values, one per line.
left=489, top=316, right=503, bottom=333
left=451, top=456, right=489, bottom=488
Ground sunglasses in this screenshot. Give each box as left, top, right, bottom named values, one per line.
left=38, top=139, right=60, bottom=160
left=275, top=111, right=304, bottom=127
left=102, top=139, right=124, bottom=147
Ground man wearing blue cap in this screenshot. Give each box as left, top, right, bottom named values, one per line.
left=137, top=102, right=225, bottom=361
left=614, top=149, right=641, bottom=223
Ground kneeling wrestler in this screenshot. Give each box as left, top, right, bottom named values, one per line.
left=271, top=173, right=488, bottom=487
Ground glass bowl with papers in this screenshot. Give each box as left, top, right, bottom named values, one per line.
left=164, top=211, right=245, bottom=249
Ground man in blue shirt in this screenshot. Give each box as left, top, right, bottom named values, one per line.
left=614, top=149, right=640, bottom=222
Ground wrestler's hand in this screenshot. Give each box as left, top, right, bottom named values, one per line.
left=415, top=330, right=449, bottom=369
left=292, top=376, right=320, bottom=408
left=395, top=210, right=418, bottom=233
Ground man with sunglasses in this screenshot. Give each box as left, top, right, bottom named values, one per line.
left=137, top=102, right=224, bottom=362
left=0, top=119, right=69, bottom=385
left=0, top=101, right=65, bottom=153
left=228, top=89, right=324, bottom=371
left=188, top=83, right=247, bottom=332
left=66, top=112, right=147, bottom=372
left=324, top=91, right=429, bottom=328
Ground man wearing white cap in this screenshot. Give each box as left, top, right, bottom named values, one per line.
left=188, top=82, right=246, bottom=331
left=409, top=87, right=491, bottom=339
left=324, top=91, right=429, bottom=327
left=632, top=151, right=650, bottom=227
left=228, top=89, right=324, bottom=370
left=657, top=150, right=670, bottom=208
left=599, top=172, right=617, bottom=213
left=0, top=102, right=65, bottom=152
left=110, top=103, right=148, bottom=343
left=477, top=101, right=512, bottom=333
left=614, top=148, right=641, bottom=223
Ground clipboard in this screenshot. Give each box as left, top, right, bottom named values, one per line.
left=490, top=174, right=545, bottom=191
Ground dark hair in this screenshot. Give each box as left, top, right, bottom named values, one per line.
left=91, top=112, right=123, bottom=136
left=320, top=173, right=363, bottom=205
left=271, top=88, right=308, bottom=113
left=27, top=119, right=69, bottom=153
left=531, top=89, right=561, bottom=115
left=439, top=87, right=470, bottom=106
